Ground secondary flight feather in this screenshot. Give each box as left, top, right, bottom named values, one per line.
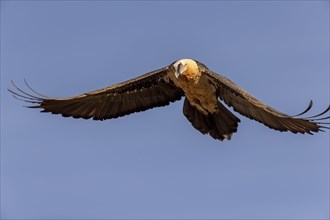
left=8, top=59, right=329, bottom=141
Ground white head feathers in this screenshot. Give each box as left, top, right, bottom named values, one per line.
left=173, top=59, right=198, bottom=79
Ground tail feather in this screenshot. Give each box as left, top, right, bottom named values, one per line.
left=183, top=98, right=240, bottom=141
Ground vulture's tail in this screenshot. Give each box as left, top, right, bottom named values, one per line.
left=183, top=98, right=240, bottom=141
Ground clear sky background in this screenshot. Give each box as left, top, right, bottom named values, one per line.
left=1, top=1, right=329, bottom=219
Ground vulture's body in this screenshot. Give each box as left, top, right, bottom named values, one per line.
left=9, top=59, right=329, bottom=141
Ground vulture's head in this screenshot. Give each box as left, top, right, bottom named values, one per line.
left=173, top=59, right=199, bottom=81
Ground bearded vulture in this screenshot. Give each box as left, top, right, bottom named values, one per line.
left=8, top=59, right=329, bottom=141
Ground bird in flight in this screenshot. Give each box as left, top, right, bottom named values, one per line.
left=9, top=59, right=329, bottom=141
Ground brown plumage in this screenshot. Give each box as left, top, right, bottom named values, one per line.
left=8, top=59, right=329, bottom=141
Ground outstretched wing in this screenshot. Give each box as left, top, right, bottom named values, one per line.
left=8, top=66, right=184, bottom=120
left=204, top=69, right=329, bottom=134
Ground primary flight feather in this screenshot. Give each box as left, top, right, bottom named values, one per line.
left=9, top=59, right=329, bottom=141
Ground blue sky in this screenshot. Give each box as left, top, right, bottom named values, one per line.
left=1, top=1, right=329, bottom=219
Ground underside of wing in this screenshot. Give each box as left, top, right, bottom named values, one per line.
left=9, top=67, right=184, bottom=120
left=205, top=69, right=329, bottom=134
